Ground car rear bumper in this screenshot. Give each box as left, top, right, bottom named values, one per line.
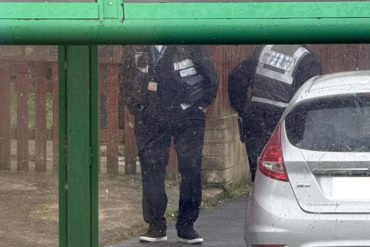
left=245, top=172, right=370, bottom=247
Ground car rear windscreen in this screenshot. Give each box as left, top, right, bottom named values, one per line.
left=285, top=95, right=370, bottom=152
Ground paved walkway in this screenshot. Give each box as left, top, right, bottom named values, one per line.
left=107, top=195, right=248, bottom=247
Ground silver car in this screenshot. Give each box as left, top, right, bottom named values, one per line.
left=245, top=71, right=370, bottom=247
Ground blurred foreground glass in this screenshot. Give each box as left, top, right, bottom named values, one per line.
left=98, top=44, right=370, bottom=246
left=1, top=43, right=368, bottom=246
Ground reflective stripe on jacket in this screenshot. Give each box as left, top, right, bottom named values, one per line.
left=252, top=45, right=310, bottom=107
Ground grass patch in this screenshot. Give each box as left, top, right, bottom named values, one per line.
left=201, top=181, right=252, bottom=209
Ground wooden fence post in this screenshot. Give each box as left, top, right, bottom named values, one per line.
left=52, top=62, right=59, bottom=172
left=104, top=63, right=119, bottom=175
left=16, top=63, right=29, bottom=172
left=0, top=62, right=11, bottom=170
left=34, top=62, right=47, bottom=172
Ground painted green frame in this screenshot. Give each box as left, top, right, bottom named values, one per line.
left=0, top=0, right=369, bottom=246
left=58, top=46, right=99, bottom=247
left=2, top=1, right=370, bottom=44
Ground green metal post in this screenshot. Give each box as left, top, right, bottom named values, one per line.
left=58, top=46, right=99, bottom=247
left=90, top=46, right=99, bottom=247
left=58, top=46, right=67, bottom=247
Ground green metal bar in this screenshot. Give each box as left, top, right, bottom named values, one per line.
left=58, top=46, right=98, bottom=247
left=1, top=18, right=370, bottom=44
left=126, top=2, right=370, bottom=19
left=58, top=46, right=67, bottom=247
left=89, top=46, right=99, bottom=247
left=1, top=2, right=370, bottom=44
left=0, top=18, right=369, bottom=44
left=3, top=1, right=370, bottom=20
left=0, top=2, right=98, bottom=19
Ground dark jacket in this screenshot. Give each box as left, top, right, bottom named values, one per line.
left=228, top=45, right=322, bottom=115
left=119, top=45, right=219, bottom=122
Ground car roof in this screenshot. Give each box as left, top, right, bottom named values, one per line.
left=290, top=70, right=370, bottom=107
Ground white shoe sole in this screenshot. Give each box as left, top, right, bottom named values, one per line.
left=139, top=235, right=167, bottom=242
left=178, top=237, right=204, bottom=244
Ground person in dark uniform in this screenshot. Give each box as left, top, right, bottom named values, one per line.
left=119, top=45, right=218, bottom=244
left=228, top=45, right=322, bottom=182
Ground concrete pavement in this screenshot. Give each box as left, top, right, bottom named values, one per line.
left=107, top=194, right=248, bottom=247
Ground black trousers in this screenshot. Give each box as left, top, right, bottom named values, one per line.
left=135, top=115, right=205, bottom=232
left=241, top=103, right=284, bottom=181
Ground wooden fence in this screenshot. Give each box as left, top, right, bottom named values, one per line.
left=0, top=61, right=58, bottom=172
left=0, top=58, right=138, bottom=175
left=1, top=44, right=370, bottom=175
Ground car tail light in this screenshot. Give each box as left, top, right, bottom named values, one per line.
left=258, top=123, right=288, bottom=182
